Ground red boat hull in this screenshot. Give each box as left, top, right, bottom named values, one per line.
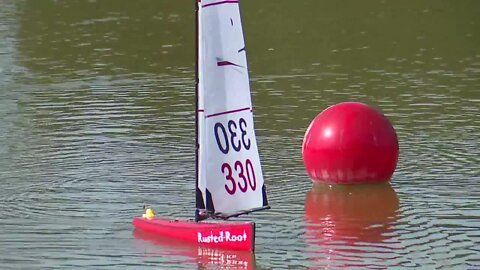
left=132, top=217, right=255, bottom=251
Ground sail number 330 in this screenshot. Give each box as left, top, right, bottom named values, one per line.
left=214, top=118, right=257, bottom=195
left=214, top=118, right=251, bottom=154
left=222, top=159, right=257, bottom=195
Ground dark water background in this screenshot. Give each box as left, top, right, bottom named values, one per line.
left=1, top=0, right=479, bottom=269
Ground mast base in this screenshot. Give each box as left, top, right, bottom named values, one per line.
left=196, top=205, right=271, bottom=221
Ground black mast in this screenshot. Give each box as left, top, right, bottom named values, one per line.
left=194, top=0, right=205, bottom=222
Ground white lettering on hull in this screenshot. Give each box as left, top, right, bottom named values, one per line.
left=198, top=230, right=248, bottom=244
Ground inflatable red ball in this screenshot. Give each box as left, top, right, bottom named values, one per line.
left=302, top=102, right=399, bottom=184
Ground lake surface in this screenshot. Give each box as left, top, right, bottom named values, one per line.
left=1, top=0, right=479, bottom=269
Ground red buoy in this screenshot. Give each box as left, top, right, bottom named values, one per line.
left=302, top=102, right=399, bottom=184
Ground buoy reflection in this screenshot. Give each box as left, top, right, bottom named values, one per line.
left=304, top=182, right=400, bottom=267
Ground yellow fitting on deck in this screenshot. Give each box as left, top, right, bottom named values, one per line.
left=142, top=208, right=155, bottom=219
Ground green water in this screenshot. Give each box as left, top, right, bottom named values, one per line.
left=1, top=1, right=479, bottom=269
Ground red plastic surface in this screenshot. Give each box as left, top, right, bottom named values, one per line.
left=133, top=217, right=255, bottom=251
left=302, top=102, right=399, bottom=184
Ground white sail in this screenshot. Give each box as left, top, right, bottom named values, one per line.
left=197, top=0, right=268, bottom=216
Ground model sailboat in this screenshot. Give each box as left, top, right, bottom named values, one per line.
left=133, top=0, right=269, bottom=251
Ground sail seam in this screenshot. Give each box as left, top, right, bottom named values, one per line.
left=202, top=1, right=239, bottom=8
left=206, top=107, right=251, bottom=118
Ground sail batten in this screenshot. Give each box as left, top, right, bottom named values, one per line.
left=196, top=0, right=269, bottom=219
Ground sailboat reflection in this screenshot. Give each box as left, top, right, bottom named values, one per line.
left=304, top=182, right=400, bottom=267
left=133, top=229, right=255, bottom=269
